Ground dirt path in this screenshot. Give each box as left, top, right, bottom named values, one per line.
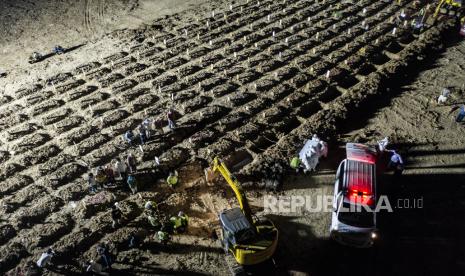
left=0, top=0, right=216, bottom=70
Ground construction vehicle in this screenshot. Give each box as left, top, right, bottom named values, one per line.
left=423, top=0, right=465, bottom=25
left=433, top=0, right=463, bottom=18
left=330, top=143, right=379, bottom=248
left=209, top=157, right=278, bottom=275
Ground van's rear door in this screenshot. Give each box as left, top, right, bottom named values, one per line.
left=346, top=143, right=377, bottom=164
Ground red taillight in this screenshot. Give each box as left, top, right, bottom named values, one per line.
left=348, top=189, right=373, bottom=205
left=350, top=189, right=368, bottom=196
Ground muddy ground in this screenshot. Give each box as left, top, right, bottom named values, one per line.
left=0, top=0, right=464, bottom=275
left=272, top=38, right=465, bottom=275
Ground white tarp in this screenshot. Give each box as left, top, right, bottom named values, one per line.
left=299, top=136, right=327, bottom=172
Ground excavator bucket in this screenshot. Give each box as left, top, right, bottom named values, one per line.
left=205, top=151, right=253, bottom=183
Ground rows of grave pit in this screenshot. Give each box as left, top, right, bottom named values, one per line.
left=0, top=0, right=416, bottom=272
left=0, top=0, right=412, bottom=217
left=0, top=0, right=409, bottom=200
left=0, top=0, right=405, bottom=169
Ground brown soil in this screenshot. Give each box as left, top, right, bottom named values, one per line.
left=1, top=0, right=464, bottom=275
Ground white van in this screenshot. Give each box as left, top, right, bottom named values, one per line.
left=330, top=143, right=379, bottom=248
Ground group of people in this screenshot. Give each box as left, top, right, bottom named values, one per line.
left=80, top=242, right=115, bottom=275
left=87, top=154, right=138, bottom=195
left=289, top=135, right=405, bottom=179
left=35, top=241, right=116, bottom=274
left=124, top=109, right=177, bottom=146
left=36, top=201, right=189, bottom=274
left=28, top=45, right=65, bottom=64
left=143, top=200, right=188, bottom=245
left=87, top=156, right=181, bottom=197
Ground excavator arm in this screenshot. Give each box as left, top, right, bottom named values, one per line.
left=434, top=0, right=463, bottom=18
left=211, top=157, right=255, bottom=228
left=210, top=157, right=279, bottom=267
left=434, top=0, right=447, bottom=18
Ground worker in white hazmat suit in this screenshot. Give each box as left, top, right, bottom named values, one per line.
left=299, top=134, right=328, bottom=172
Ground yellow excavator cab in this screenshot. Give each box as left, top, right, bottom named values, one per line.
left=210, top=157, right=278, bottom=268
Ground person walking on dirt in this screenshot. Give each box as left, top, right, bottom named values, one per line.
left=154, top=119, right=165, bottom=135
left=88, top=173, right=98, bottom=193
left=156, top=224, right=171, bottom=245
left=114, top=157, right=128, bottom=183
left=127, top=174, right=138, bottom=194
left=456, top=104, right=465, bottom=122
left=147, top=213, right=162, bottom=229
left=95, top=167, right=107, bottom=189
left=166, top=171, right=178, bottom=188
left=128, top=234, right=140, bottom=248
left=104, top=165, right=115, bottom=187
left=84, top=259, right=105, bottom=275
left=388, top=151, right=403, bottom=168
left=154, top=156, right=162, bottom=173
left=126, top=153, right=137, bottom=174
left=157, top=230, right=170, bottom=244
left=96, top=243, right=112, bottom=271
left=29, top=52, right=43, bottom=63
left=143, top=118, right=153, bottom=139
left=53, top=45, right=65, bottom=55
left=144, top=200, right=162, bottom=229
left=437, top=88, right=450, bottom=105
left=397, top=9, right=408, bottom=23
left=411, top=16, right=424, bottom=32
left=388, top=150, right=404, bottom=178
left=167, top=108, right=176, bottom=130
left=170, top=211, right=189, bottom=234
left=312, top=134, right=328, bottom=158
left=139, top=124, right=148, bottom=145
left=303, top=144, right=320, bottom=173
left=377, top=137, right=389, bottom=152
left=145, top=200, right=157, bottom=211
left=111, top=202, right=122, bottom=229
left=36, top=248, right=55, bottom=268
left=124, top=130, right=135, bottom=146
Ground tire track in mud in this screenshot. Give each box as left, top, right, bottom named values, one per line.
left=84, top=0, right=92, bottom=33
left=84, top=0, right=106, bottom=35
left=98, top=0, right=106, bottom=29
left=100, top=0, right=105, bottom=19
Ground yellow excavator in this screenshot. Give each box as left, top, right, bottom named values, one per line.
left=422, top=0, right=465, bottom=25
left=433, top=0, right=463, bottom=18
left=208, top=157, right=278, bottom=275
